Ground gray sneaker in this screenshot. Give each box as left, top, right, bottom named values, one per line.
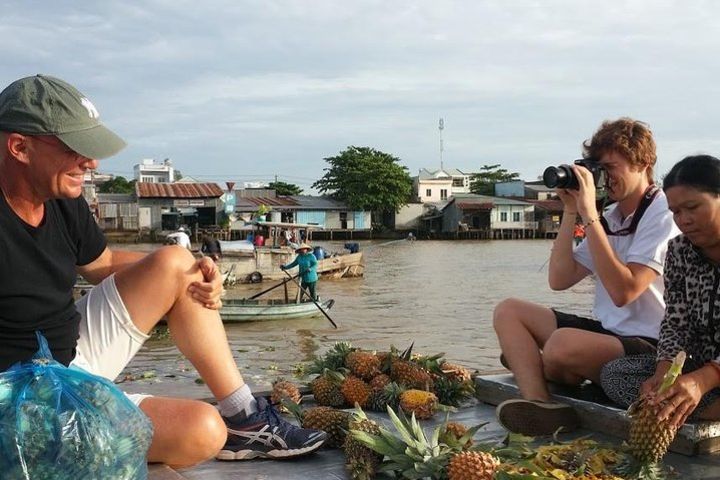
left=496, top=398, right=580, bottom=436
left=218, top=396, right=327, bottom=460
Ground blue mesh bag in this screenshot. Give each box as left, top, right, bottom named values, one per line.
left=0, top=332, right=153, bottom=480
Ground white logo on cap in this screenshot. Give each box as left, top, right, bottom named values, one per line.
left=80, top=97, right=100, bottom=119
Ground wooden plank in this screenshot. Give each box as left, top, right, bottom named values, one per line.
left=475, top=374, right=720, bottom=457
left=149, top=464, right=188, bottom=479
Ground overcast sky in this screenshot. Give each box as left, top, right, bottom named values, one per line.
left=3, top=1, right=720, bottom=192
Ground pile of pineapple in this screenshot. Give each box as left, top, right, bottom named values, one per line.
left=269, top=347, right=687, bottom=480
left=301, top=342, right=477, bottom=419
left=350, top=407, right=630, bottom=480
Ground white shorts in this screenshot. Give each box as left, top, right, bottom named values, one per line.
left=71, top=274, right=152, bottom=406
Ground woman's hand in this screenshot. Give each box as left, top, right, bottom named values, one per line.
left=189, top=256, right=224, bottom=310
left=652, top=372, right=704, bottom=427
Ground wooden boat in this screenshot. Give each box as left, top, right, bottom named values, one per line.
left=218, top=221, right=364, bottom=283
left=220, top=298, right=335, bottom=322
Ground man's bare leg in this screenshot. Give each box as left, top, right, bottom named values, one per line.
left=493, top=298, right=558, bottom=400
left=543, top=328, right=625, bottom=384
left=142, top=397, right=227, bottom=468
left=114, top=246, right=243, bottom=466
left=114, top=246, right=242, bottom=401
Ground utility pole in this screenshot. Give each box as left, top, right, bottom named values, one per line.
left=438, top=117, right=444, bottom=171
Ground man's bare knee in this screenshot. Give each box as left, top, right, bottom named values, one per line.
left=163, top=403, right=227, bottom=468
left=146, top=246, right=202, bottom=285
left=493, top=297, right=524, bottom=331
left=542, top=332, right=575, bottom=374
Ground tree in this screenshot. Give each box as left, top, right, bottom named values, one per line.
left=269, top=181, right=303, bottom=196
left=312, top=146, right=412, bottom=213
left=97, top=176, right=137, bottom=194
left=469, top=164, right=521, bottom=195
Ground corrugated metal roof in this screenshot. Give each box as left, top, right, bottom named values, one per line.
left=456, top=201, right=494, bottom=210
left=291, top=195, right=349, bottom=209
left=453, top=193, right=532, bottom=206
left=136, top=182, right=224, bottom=198
left=524, top=199, right=565, bottom=211
left=240, top=196, right=299, bottom=207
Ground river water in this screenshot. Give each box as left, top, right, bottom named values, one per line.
left=120, top=240, right=595, bottom=392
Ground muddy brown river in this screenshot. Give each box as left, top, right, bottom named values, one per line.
left=119, top=239, right=594, bottom=393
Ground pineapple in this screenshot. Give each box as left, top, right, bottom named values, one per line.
left=399, top=389, right=438, bottom=419
left=345, top=351, right=381, bottom=380
left=344, top=409, right=383, bottom=480
left=285, top=400, right=351, bottom=449
left=352, top=406, right=486, bottom=479
left=369, top=373, right=391, bottom=391
left=302, top=406, right=351, bottom=449
left=391, top=359, right=434, bottom=389
left=311, top=372, right=345, bottom=407
left=447, top=451, right=499, bottom=480
left=270, top=379, right=301, bottom=409
left=432, top=375, right=476, bottom=407
left=617, top=351, right=686, bottom=479
left=441, top=362, right=472, bottom=383
left=440, top=422, right=473, bottom=448
left=629, top=352, right=686, bottom=461
left=307, top=342, right=354, bottom=375
left=341, top=375, right=372, bottom=408
left=366, top=382, right=403, bottom=412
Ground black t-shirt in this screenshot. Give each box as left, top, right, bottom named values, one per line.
left=0, top=194, right=107, bottom=371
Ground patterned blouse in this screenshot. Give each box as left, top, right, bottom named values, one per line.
left=657, top=235, right=720, bottom=364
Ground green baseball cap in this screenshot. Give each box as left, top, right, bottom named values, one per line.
left=0, top=74, right=126, bottom=159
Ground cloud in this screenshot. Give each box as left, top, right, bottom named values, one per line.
left=2, top=0, right=720, bottom=186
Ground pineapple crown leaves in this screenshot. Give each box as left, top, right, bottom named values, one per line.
left=352, top=405, right=463, bottom=479
left=495, top=470, right=557, bottom=480
left=438, top=415, right=487, bottom=451
left=658, top=351, right=686, bottom=394
left=306, top=342, right=356, bottom=375
left=432, top=375, right=477, bottom=407
left=629, top=350, right=687, bottom=416
left=614, top=455, right=668, bottom=480
left=282, top=398, right=304, bottom=424
left=306, top=368, right=346, bottom=389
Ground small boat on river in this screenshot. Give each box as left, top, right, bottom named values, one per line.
left=217, top=221, right=364, bottom=283
left=220, top=298, right=334, bottom=322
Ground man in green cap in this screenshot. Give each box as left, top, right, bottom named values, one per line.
left=0, top=75, right=326, bottom=467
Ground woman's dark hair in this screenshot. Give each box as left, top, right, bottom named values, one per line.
left=663, top=155, right=720, bottom=195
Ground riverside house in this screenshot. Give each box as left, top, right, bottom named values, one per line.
left=230, top=191, right=372, bottom=240
left=437, top=193, right=536, bottom=239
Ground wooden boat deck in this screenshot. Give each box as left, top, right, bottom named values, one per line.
left=145, top=374, right=720, bottom=479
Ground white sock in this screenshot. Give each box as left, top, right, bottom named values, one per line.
left=218, top=384, right=258, bottom=418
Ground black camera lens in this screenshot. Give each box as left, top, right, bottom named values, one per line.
left=543, top=166, right=569, bottom=189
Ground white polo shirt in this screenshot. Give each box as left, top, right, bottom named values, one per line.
left=573, top=190, right=680, bottom=338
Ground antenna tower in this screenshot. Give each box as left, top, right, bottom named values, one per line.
left=438, top=117, right=444, bottom=171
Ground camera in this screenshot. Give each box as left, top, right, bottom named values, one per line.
left=542, top=158, right=606, bottom=190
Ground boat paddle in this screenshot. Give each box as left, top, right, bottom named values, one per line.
left=247, top=274, right=298, bottom=300
left=282, top=269, right=338, bottom=329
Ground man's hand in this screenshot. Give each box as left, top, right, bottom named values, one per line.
left=555, top=188, right=577, bottom=213
left=189, top=256, right=224, bottom=310
left=567, top=166, right=599, bottom=221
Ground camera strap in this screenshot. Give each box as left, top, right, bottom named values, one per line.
left=600, top=184, right=660, bottom=237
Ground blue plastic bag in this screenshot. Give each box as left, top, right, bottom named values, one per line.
left=0, top=332, right=153, bottom=480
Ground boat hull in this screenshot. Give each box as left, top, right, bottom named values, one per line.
left=221, top=298, right=335, bottom=322
left=219, top=251, right=364, bottom=283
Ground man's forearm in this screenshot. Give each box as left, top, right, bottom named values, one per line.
left=79, top=248, right=148, bottom=285
left=548, top=211, right=579, bottom=287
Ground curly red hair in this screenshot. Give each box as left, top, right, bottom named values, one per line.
left=583, top=118, right=656, bottom=182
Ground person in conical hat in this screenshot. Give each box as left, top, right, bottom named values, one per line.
left=282, top=243, right=319, bottom=300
